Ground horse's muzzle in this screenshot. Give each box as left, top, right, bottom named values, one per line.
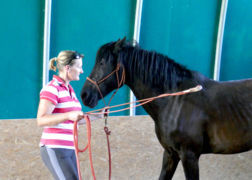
left=81, top=90, right=99, bottom=108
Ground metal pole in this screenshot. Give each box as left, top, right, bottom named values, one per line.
left=42, top=0, right=52, bottom=87
left=213, top=0, right=229, bottom=81
left=130, top=0, right=143, bottom=116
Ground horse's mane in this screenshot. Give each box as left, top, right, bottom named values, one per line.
left=118, top=42, right=193, bottom=91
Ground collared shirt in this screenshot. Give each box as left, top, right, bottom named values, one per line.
left=39, top=75, right=82, bottom=149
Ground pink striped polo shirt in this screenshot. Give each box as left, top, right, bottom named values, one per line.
left=39, top=75, right=82, bottom=149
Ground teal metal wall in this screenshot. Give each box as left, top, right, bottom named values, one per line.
left=141, top=0, right=221, bottom=77
left=220, top=0, right=252, bottom=80
left=0, top=0, right=251, bottom=119
left=0, top=0, right=44, bottom=119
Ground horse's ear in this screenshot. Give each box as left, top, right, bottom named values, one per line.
left=113, top=37, right=126, bottom=54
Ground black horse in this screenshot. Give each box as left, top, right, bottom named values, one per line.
left=81, top=38, right=252, bottom=180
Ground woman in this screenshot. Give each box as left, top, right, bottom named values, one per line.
left=37, top=50, right=102, bottom=180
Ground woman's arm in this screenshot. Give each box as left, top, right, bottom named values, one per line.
left=37, top=99, right=84, bottom=127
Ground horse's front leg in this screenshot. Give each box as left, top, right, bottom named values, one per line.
left=180, top=150, right=200, bottom=180
left=159, top=149, right=180, bottom=180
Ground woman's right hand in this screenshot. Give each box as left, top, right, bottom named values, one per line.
left=67, top=111, right=84, bottom=121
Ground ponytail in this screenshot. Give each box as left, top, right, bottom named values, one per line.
left=49, top=57, right=57, bottom=71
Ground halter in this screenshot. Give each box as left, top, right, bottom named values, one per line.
left=86, top=63, right=125, bottom=110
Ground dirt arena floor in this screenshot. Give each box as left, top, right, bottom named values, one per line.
left=0, top=116, right=251, bottom=180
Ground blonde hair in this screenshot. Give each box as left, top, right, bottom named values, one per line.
left=49, top=50, right=84, bottom=72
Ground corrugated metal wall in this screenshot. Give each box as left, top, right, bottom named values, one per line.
left=0, top=0, right=44, bottom=119
left=220, top=0, right=252, bottom=80
left=0, top=0, right=251, bottom=119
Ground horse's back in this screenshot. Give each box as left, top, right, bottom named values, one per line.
left=203, top=78, right=252, bottom=154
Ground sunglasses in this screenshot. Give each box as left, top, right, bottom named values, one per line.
left=73, top=51, right=84, bottom=59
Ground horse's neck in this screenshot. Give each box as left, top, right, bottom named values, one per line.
left=123, top=62, right=206, bottom=107
left=124, top=74, right=172, bottom=121
left=123, top=59, right=161, bottom=99
left=123, top=59, right=180, bottom=99
left=126, top=79, right=157, bottom=101
left=126, top=78, right=164, bottom=119
left=122, top=47, right=209, bottom=99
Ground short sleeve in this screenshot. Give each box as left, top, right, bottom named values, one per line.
left=40, top=85, right=59, bottom=105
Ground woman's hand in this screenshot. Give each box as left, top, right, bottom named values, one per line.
left=67, top=111, right=84, bottom=121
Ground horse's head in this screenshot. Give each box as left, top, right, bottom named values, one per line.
left=81, top=38, right=126, bottom=108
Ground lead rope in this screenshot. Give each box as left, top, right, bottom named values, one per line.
left=74, top=115, right=96, bottom=180
left=102, top=66, right=125, bottom=180
left=103, top=110, right=111, bottom=180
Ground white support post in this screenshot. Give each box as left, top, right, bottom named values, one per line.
left=213, top=0, right=229, bottom=81
left=130, top=0, right=143, bottom=116
left=42, top=0, right=52, bottom=87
